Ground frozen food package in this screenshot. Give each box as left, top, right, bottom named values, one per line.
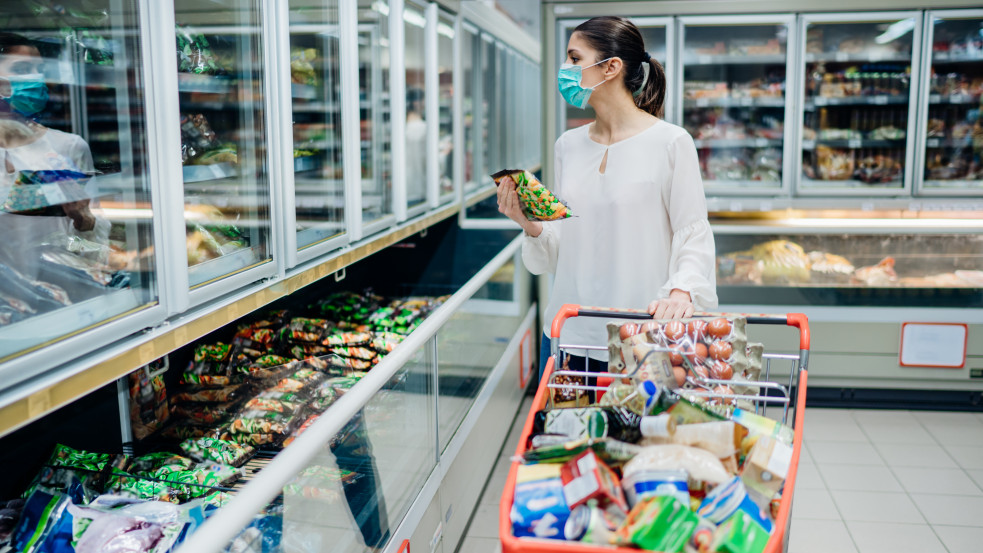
left=127, top=359, right=171, bottom=441
left=491, top=169, right=573, bottom=221
left=612, top=495, right=698, bottom=552
left=180, top=437, right=255, bottom=467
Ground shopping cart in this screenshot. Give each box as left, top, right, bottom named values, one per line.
left=499, top=304, right=810, bottom=553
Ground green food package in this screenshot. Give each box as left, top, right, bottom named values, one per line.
left=491, top=169, right=573, bottom=221
left=712, top=511, right=771, bottom=553
left=615, top=495, right=699, bottom=553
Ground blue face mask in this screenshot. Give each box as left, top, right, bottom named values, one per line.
left=557, top=58, right=611, bottom=110
left=3, top=73, right=49, bottom=117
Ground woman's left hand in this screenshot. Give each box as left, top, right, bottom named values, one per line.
left=647, top=289, right=694, bottom=319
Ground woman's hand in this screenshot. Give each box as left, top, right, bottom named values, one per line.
left=496, top=175, right=543, bottom=237
left=648, top=289, right=694, bottom=319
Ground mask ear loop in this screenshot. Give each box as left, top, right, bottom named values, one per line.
left=632, top=62, right=650, bottom=98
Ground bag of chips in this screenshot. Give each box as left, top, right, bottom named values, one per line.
left=491, top=169, right=573, bottom=221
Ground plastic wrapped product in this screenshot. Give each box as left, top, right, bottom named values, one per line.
left=180, top=437, right=255, bottom=467
left=282, top=414, right=320, bottom=447
left=10, top=489, right=73, bottom=553
left=598, top=381, right=646, bottom=414
left=491, top=169, right=573, bottom=221
left=670, top=421, right=743, bottom=474
left=523, top=438, right=641, bottom=468
left=532, top=407, right=643, bottom=443
left=242, top=394, right=306, bottom=416
left=23, top=444, right=127, bottom=499
left=697, top=476, right=773, bottom=533
left=712, top=511, right=771, bottom=553
left=234, top=325, right=276, bottom=345
left=510, top=464, right=570, bottom=539
left=559, top=450, right=628, bottom=514
left=370, top=332, right=405, bottom=354
left=170, top=402, right=235, bottom=425
left=327, top=347, right=377, bottom=361
left=322, top=354, right=373, bottom=371
left=741, top=435, right=792, bottom=508
left=171, top=384, right=246, bottom=404
left=128, top=360, right=171, bottom=440
left=321, top=332, right=373, bottom=347
left=128, top=452, right=195, bottom=476
left=613, top=495, right=698, bottom=552
left=623, top=445, right=732, bottom=489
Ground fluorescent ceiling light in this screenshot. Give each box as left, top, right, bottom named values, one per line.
left=404, top=9, right=426, bottom=28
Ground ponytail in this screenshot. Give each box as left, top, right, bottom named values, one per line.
left=635, top=56, right=666, bottom=118
left=572, top=17, right=668, bottom=118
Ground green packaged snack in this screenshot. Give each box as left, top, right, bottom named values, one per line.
left=371, top=332, right=404, bottom=353
left=179, top=373, right=231, bottom=387
left=324, top=354, right=373, bottom=371
left=491, top=169, right=573, bottom=221
left=328, top=347, right=377, bottom=361
left=322, top=331, right=373, bottom=347
left=195, top=343, right=232, bottom=363
left=243, top=396, right=305, bottom=415
left=614, top=495, right=698, bottom=552
left=712, top=512, right=771, bottom=553
left=252, top=354, right=294, bottom=369
left=234, top=326, right=275, bottom=345
left=171, top=385, right=245, bottom=404
left=128, top=452, right=195, bottom=475
left=180, top=437, right=255, bottom=466
left=229, top=410, right=299, bottom=436
left=522, top=437, right=640, bottom=467
left=171, top=402, right=234, bottom=425
left=219, top=431, right=276, bottom=447
left=289, top=343, right=329, bottom=359
left=105, top=473, right=183, bottom=503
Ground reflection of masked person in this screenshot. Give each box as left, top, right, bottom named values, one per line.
left=0, top=32, right=109, bottom=286
left=405, top=87, right=427, bottom=205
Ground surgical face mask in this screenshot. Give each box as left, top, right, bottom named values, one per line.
left=2, top=73, right=49, bottom=117
left=557, top=57, right=611, bottom=109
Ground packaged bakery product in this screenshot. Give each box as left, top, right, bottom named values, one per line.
left=371, top=332, right=405, bottom=353
left=328, top=346, right=377, bottom=361
left=670, top=421, right=743, bottom=474
left=491, top=168, right=573, bottom=221
left=127, top=360, right=171, bottom=440
left=243, top=390, right=308, bottom=415
left=180, top=437, right=255, bottom=466
left=228, top=409, right=301, bottom=444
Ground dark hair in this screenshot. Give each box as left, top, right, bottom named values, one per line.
left=0, top=33, right=36, bottom=55
left=573, top=16, right=666, bottom=118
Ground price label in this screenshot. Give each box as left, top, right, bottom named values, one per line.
left=696, top=98, right=709, bottom=107
left=872, top=96, right=889, bottom=105
left=848, top=139, right=862, bottom=149
left=41, top=183, right=68, bottom=206
left=835, top=52, right=849, bottom=62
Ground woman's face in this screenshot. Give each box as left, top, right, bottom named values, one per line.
left=0, top=45, right=43, bottom=98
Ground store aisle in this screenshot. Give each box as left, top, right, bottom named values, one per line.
left=457, top=403, right=983, bottom=553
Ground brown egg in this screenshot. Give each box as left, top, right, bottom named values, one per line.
left=691, top=363, right=709, bottom=379
left=687, top=320, right=708, bottom=340
left=641, top=321, right=661, bottom=335
left=672, top=366, right=687, bottom=387
left=668, top=344, right=684, bottom=366
left=707, top=318, right=733, bottom=339
left=619, top=323, right=640, bottom=341
left=710, top=361, right=734, bottom=380
left=709, top=340, right=733, bottom=361
left=685, top=342, right=709, bottom=365
left=713, top=384, right=736, bottom=405
left=664, top=320, right=686, bottom=342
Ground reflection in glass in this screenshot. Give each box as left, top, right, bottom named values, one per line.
left=0, top=4, right=156, bottom=360
left=283, top=344, right=435, bottom=551
left=480, top=37, right=496, bottom=182
left=175, top=0, right=271, bottom=286
left=923, top=16, right=983, bottom=189
left=358, top=0, right=393, bottom=226
left=404, top=3, right=427, bottom=209
left=562, top=23, right=667, bottom=133
left=801, top=18, right=915, bottom=190
left=437, top=13, right=454, bottom=202
left=682, top=22, right=788, bottom=189
left=462, top=25, right=478, bottom=193
left=289, top=1, right=345, bottom=249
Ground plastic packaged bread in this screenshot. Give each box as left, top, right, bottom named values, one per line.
left=491, top=169, right=573, bottom=221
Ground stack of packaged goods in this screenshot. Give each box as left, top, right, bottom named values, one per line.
left=511, top=316, right=792, bottom=553
left=0, top=290, right=448, bottom=553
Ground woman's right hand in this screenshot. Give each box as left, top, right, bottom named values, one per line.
left=496, top=176, right=543, bottom=237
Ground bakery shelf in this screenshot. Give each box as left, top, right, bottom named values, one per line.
left=682, top=53, right=786, bottom=65
left=802, top=138, right=905, bottom=150
left=805, top=52, right=912, bottom=63
left=694, top=138, right=783, bottom=148
left=182, top=162, right=239, bottom=183
left=683, top=97, right=786, bottom=109
left=804, top=95, right=908, bottom=109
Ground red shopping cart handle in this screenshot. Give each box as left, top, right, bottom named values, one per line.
left=550, top=304, right=811, bottom=350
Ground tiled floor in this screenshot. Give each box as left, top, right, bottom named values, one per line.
left=455, top=402, right=983, bottom=553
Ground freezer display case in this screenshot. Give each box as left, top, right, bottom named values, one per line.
left=680, top=16, right=794, bottom=194
left=358, top=0, right=393, bottom=230
left=0, top=2, right=158, bottom=362
left=461, top=22, right=479, bottom=194
left=557, top=17, right=671, bottom=133
left=175, top=0, right=273, bottom=287
left=288, top=0, right=346, bottom=250
left=437, top=10, right=455, bottom=204
left=798, top=13, right=920, bottom=194
left=404, top=0, right=428, bottom=212
left=713, top=211, right=983, bottom=308
left=919, top=10, right=983, bottom=193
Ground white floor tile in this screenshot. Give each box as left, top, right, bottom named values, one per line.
left=480, top=462, right=512, bottom=506
left=909, top=493, right=983, bottom=526
left=845, top=522, right=946, bottom=553
left=875, top=443, right=958, bottom=469
left=807, top=408, right=858, bottom=425
left=466, top=502, right=501, bottom=539
left=943, top=445, right=983, bottom=470
left=913, top=410, right=983, bottom=426
left=851, top=409, right=919, bottom=425
left=830, top=490, right=925, bottom=524
left=932, top=525, right=983, bottom=553
left=795, top=462, right=826, bottom=490
left=788, top=519, right=857, bottom=553
left=919, top=421, right=983, bottom=447
left=791, top=488, right=841, bottom=520
left=967, top=469, right=983, bottom=490
left=456, top=536, right=501, bottom=553
left=805, top=419, right=870, bottom=442
left=817, top=464, right=903, bottom=493
left=858, top=422, right=937, bottom=445
left=798, top=441, right=815, bottom=466
left=809, top=441, right=885, bottom=466
left=891, top=467, right=983, bottom=496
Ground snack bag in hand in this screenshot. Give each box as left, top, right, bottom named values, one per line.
left=491, top=169, right=573, bottom=221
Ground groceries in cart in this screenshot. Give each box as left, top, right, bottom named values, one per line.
left=491, top=168, right=574, bottom=221
left=511, top=315, right=796, bottom=553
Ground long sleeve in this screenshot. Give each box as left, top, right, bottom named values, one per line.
left=658, top=134, right=718, bottom=310
left=521, top=136, right=564, bottom=275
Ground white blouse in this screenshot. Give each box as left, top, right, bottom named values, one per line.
left=523, top=119, right=718, bottom=360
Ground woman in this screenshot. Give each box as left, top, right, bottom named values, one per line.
left=496, top=17, right=717, bottom=378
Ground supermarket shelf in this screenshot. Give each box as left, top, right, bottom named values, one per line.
left=804, top=95, right=908, bottom=109
left=704, top=179, right=782, bottom=189
left=923, top=180, right=983, bottom=189
left=291, top=83, right=318, bottom=100
left=805, top=52, right=911, bottom=63
left=694, top=138, right=783, bottom=148
left=706, top=196, right=983, bottom=213
left=932, top=53, right=983, bottom=63
left=928, top=93, right=981, bottom=105
left=800, top=177, right=903, bottom=189
left=682, top=53, right=786, bottom=65
left=683, top=97, right=785, bottom=109
left=802, top=138, right=905, bottom=150
left=183, top=162, right=239, bottom=183
left=926, top=137, right=977, bottom=148
left=293, top=155, right=319, bottom=173
left=177, top=73, right=234, bottom=93
left=0, top=203, right=460, bottom=438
